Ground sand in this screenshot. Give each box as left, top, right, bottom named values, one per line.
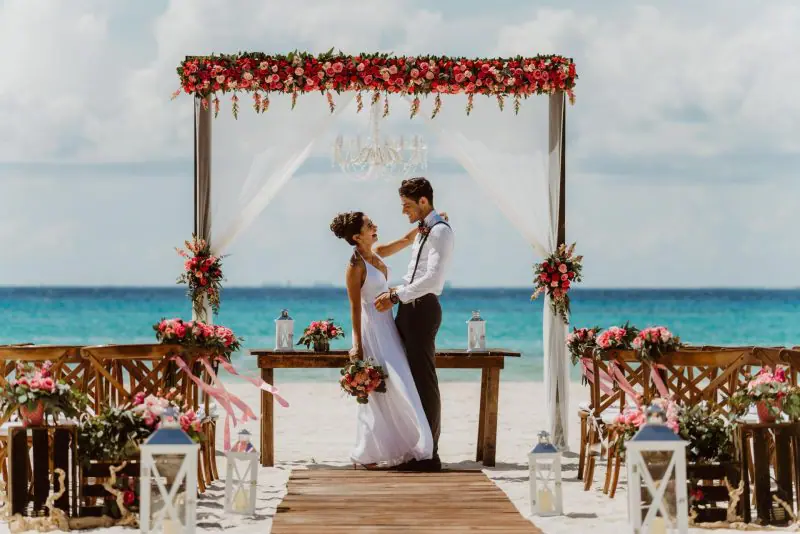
left=0, top=381, right=786, bottom=533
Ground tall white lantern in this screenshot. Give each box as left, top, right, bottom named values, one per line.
left=466, top=310, right=486, bottom=352
left=626, top=404, right=689, bottom=534
left=140, top=410, right=199, bottom=534
left=528, top=430, right=563, bottom=517
left=275, top=309, right=294, bottom=351
left=225, top=429, right=258, bottom=516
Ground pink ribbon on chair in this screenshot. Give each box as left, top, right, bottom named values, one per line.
left=217, top=359, right=290, bottom=408
left=580, top=357, right=615, bottom=396
left=650, top=363, right=669, bottom=398
left=608, top=360, right=642, bottom=404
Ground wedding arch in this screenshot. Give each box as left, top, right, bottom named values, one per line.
left=173, top=51, right=578, bottom=449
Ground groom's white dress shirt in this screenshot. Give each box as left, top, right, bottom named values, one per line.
left=394, top=210, right=454, bottom=304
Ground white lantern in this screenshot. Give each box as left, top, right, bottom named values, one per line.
left=140, top=409, right=199, bottom=534
left=225, top=429, right=258, bottom=515
left=275, top=309, right=294, bottom=351
left=626, top=404, right=689, bottom=534
left=528, top=430, right=563, bottom=516
left=466, top=310, right=486, bottom=352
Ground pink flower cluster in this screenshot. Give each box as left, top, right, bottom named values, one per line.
left=132, top=391, right=201, bottom=435
left=11, top=361, right=56, bottom=394
left=632, top=326, right=674, bottom=350
left=566, top=327, right=597, bottom=345
left=340, top=360, right=388, bottom=404
left=154, top=318, right=242, bottom=358
left=305, top=320, right=342, bottom=339
left=747, top=367, right=787, bottom=392
left=596, top=327, right=629, bottom=349
left=615, top=398, right=680, bottom=434
left=176, top=236, right=224, bottom=314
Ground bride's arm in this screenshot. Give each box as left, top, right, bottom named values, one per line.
left=346, top=256, right=366, bottom=361
left=374, top=227, right=418, bottom=258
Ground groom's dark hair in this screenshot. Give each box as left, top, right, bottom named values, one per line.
left=399, top=177, right=434, bottom=206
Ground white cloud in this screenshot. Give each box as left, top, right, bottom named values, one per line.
left=0, top=0, right=798, bottom=287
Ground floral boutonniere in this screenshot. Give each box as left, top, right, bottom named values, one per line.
left=418, top=221, right=431, bottom=238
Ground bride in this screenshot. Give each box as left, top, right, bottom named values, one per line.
left=330, top=211, right=444, bottom=469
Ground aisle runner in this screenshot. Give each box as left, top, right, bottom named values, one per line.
left=272, top=469, right=542, bottom=533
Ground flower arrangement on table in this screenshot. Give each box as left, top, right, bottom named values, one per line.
left=297, top=319, right=345, bottom=352
left=730, top=367, right=797, bottom=423
left=153, top=317, right=242, bottom=361
left=176, top=235, right=225, bottom=317
left=566, top=326, right=600, bottom=366
left=593, top=322, right=639, bottom=355
left=532, top=243, right=583, bottom=323
left=340, top=360, right=387, bottom=404
left=0, top=361, right=88, bottom=426
left=632, top=326, right=681, bottom=363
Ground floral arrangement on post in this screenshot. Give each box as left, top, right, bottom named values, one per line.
left=730, top=367, right=791, bottom=423
left=594, top=322, right=639, bottom=355
left=532, top=243, right=583, bottom=323
left=154, top=318, right=242, bottom=361
left=176, top=235, right=225, bottom=317
left=565, top=326, right=600, bottom=366
left=297, top=319, right=345, bottom=352
left=340, top=360, right=388, bottom=404
left=0, top=361, right=88, bottom=426
left=632, top=326, right=681, bottom=363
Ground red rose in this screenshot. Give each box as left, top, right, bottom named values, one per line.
left=124, top=491, right=136, bottom=506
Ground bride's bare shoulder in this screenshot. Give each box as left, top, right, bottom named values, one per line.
left=347, top=251, right=365, bottom=270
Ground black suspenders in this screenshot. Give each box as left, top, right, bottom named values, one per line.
left=410, top=220, right=450, bottom=284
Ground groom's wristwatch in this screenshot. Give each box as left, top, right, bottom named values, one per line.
left=389, top=289, right=399, bottom=304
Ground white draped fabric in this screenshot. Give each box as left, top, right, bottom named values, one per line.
left=417, top=93, right=570, bottom=449
left=208, top=94, right=355, bottom=256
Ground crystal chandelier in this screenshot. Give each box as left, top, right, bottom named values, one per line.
left=332, top=95, right=427, bottom=180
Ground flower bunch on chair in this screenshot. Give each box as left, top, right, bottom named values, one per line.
left=593, top=322, right=639, bottom=355
left=565, top=326, right=600, bottom=366
left=632, top=326, right=681, bottom=363
left=154, top=318, right=242, bottom=361
left=176, top=235, right=225, bottom=316
left=532, top=243, right=582, bottom=323
left=0, top=361, right=88, bottom=424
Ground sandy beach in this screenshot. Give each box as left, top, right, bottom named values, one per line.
left=0, top=380, right=778, bottom=534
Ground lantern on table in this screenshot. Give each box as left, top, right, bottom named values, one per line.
left=626, top=404, right=689, bottom=534
left=139, top=408, right=199, bottom=534
left=275, top=309, right=294, bottom=351
left=466, top=310, right=486, bottom=352
left=225, top=429, right=258, bottom=515
left=528, top=430, right=562, bottom=516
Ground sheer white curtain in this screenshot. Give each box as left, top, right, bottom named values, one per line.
left=209, top=93, right=355, bottom=255
left=418, top=93, right=570, bottom=449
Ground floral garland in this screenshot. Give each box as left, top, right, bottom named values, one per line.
left=632, top=326, right=681, bottom=363
left=153, top=318, right=242, bottom=361
left=174, top=51, right=577, bottom=118
left=593, top=322, right=639, bottom=355
left=176, top=236, right=224, bottom=316
left=532, top=243, right=583, bottom=323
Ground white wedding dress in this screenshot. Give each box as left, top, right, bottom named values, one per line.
left=350, top=250, right=434, bottom=467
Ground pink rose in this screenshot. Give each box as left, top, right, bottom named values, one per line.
left=29, top=378, right=41, bottom=391
left=558, top=263, right=568, bottom=273
left=41, top=377, right=55, bottom=392
left=134, top=392, right=145, bottom=406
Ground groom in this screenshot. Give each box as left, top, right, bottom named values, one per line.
left=375, top=177, right=455, bottom=472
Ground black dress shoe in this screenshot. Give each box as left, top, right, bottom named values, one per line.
left=391, top=459, right=420, bottom=471
left=413, top=458, right=442, bottom=472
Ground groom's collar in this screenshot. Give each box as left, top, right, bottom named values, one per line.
left=422, top=210, right=439, bottom=227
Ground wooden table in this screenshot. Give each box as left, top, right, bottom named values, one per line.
left=251, top=349, right=521, bottom=468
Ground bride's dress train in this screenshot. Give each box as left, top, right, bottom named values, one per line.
left=350, top=250, right=433, bottom=466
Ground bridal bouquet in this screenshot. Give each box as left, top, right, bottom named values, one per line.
left=176, top=235, right=225, bottom=316
left=153, top=318, right=242, bottom=361
left=632, top=326, right=681, bottom=362
left=532, top=243, right=583, bottom=323
left=340, top=360, right=387, bottom=404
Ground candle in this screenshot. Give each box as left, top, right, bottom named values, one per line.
left=537, top=488, right=554, bottom=513
left=233, top=487, right=250, bottom=513
left=649, top=516, right=667, bottom=534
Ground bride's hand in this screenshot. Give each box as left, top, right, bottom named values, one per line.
left=349, top=346, right=363, bottom=362
left=440, top=211, right=449, bottom=222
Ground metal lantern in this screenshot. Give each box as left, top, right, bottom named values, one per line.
left=140, top=409, right=199, bottom=534
left=626, top=404, right=689, bottom=534
left=275, top=309, right=294, bottom=351
left=528, top=430, right=563, bottom=517
left=466, top=310, right=486, bottom=352
left=225, top=429, right=258, bottom=515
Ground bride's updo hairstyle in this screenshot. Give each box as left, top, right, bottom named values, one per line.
left=330, top=211, right=365, bottom=246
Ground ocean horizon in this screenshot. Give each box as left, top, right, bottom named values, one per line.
left=3, top=286, right=800, bottom=382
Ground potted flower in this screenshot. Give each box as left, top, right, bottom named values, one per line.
left=0, top=361, right=88, bottom=426
left=730, top=367, right=790, bottom=423
left=297, top=319, right=345, bottom=352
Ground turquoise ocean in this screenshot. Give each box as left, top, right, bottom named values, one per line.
left=2, top=287, right=800, bottom=382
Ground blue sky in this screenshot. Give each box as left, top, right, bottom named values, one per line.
left=0, top=0, right=798, bottom=288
